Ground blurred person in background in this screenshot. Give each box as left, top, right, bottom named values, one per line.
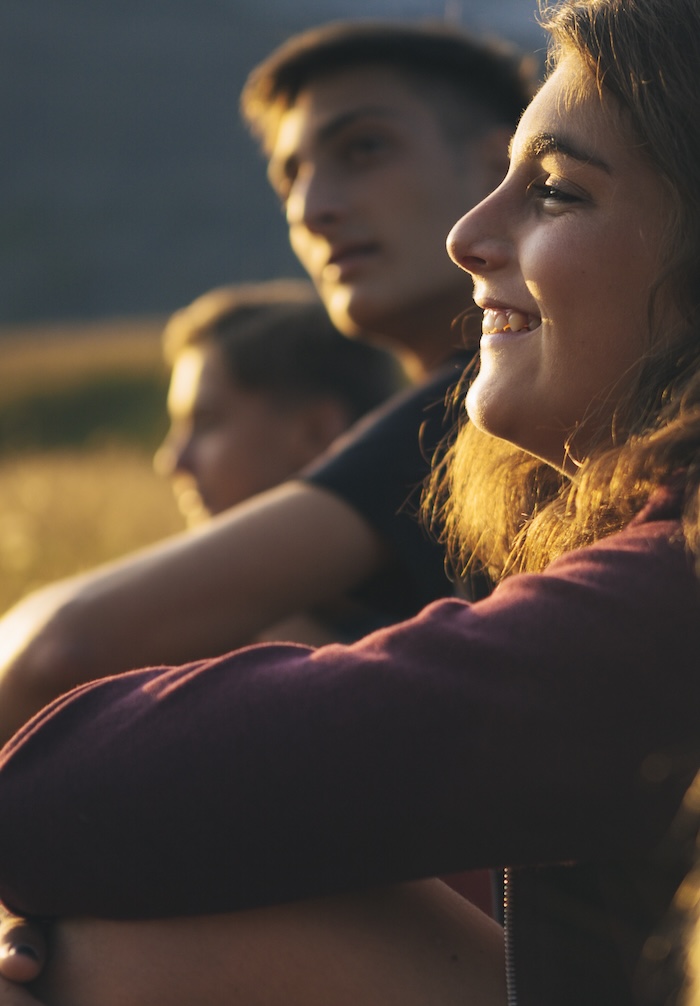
left=155, top=277, right=404, bottom=644
left=154, top=278, right=403, bottom=525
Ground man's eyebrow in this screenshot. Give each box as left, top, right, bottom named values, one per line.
left=315, top=105, right=399, bottom=145
left=267, top=106, right=398, bottom=191
left=510, top=131, right=612, bottom=173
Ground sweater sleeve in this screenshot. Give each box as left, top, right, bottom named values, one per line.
left=0, top=513, right=697, bottom=920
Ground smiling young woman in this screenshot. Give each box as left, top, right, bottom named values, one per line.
left=431, top=2, right=700, bottom=586
left=449, top=56, right=669, bottom=473
left=0, top=2, right=699, bottom=1006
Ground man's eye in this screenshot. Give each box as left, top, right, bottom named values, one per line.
left=343, top=133, right=389, bottom=162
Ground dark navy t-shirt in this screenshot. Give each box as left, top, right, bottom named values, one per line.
left=301, top=354, right=473, bottom=621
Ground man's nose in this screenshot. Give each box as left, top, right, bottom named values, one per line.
left=286, top=164, right=343, bottom=233
left=153, top=432, right=191, bottom=479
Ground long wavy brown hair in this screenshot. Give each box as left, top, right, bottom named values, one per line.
left=425, top=0, right=700, bottom=587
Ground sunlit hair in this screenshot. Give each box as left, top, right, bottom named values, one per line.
left=163, top=279, right=402, bottom=424
left=240, top=20, right=539, bottom=155
left=425, top=0, right=700, bottom=586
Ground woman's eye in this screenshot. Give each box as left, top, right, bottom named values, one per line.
left=530, top=177, right=582, bottom=206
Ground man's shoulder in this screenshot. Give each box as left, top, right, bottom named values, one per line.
left=302, top=353, right=472, bottom=480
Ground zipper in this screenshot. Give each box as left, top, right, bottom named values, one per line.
left=503, top=868, right=518, bottom=1005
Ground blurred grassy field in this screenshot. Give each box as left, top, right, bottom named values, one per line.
left=0, top=317, right=186, bottom=612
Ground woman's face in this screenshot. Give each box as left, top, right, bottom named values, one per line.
left=447, top=56, right=669, bottom=472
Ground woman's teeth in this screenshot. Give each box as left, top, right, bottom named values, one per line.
left=482, top=309, right=538, bottom=335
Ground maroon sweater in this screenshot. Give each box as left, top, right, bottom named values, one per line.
left=0, top=489, right=698, bottom=1005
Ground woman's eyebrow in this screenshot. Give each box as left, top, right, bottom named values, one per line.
left=511, top=131, right=612, bottom=173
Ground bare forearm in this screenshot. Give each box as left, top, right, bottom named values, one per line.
left=0, top=481, right=384, bottom=743
left=30, top=885, right=504, bottom=1006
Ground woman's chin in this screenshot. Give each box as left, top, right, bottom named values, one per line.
left=465, top=381, right=520, bottom=447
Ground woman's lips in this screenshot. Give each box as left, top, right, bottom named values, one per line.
left=482, top=308, right=540, bottom=335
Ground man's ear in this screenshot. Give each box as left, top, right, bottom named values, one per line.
left=287, top=397, right=353, bottom=464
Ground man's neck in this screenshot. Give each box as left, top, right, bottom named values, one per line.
left=395, top=339, right=458, bottom=383
left=389, top=309, right=480, bottom=383
left=384, top=289, right=480, bottom=382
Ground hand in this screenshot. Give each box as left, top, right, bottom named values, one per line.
left=0, top=908, right=46, bottom=999
left=0, top=976, right=47, bottom=1005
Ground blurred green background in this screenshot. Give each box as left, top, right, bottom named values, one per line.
left=0, top=320, right=185, bottom=611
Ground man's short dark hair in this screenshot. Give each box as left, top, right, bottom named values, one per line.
left=163, top=279, right=403, bottom=423
left=241, top=19, right=540, bottom=152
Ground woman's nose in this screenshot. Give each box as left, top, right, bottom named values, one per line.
left=446, top=188, right=511, bottom=276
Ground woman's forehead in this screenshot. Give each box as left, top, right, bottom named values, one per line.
left=511, top=57, right=636, bottom=169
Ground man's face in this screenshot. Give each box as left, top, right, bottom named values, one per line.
left=267, top=66, right=507, bottom=360
left=155, top=342, right=327, bottom=524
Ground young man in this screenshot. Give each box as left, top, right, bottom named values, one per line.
left=155, top=278, right=402, bottom=527
left=0, top=21, right=536, bottom=741
left=157, top=278, right=404, bottom=644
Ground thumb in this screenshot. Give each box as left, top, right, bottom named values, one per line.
left=0, top=918, right=47, bottom=984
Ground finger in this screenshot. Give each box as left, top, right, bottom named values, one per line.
left=0, top=921, right=46, bottom=984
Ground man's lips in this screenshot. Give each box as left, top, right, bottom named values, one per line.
left=324, top=243, right=379, bottom=278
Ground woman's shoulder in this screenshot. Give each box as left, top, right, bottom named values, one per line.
left=535, top=484, right=696, bottom=621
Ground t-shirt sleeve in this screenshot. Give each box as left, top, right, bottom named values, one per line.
left=0, top=512, right=696, bottom=921
left=301, top=357, right=470, bottom=615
